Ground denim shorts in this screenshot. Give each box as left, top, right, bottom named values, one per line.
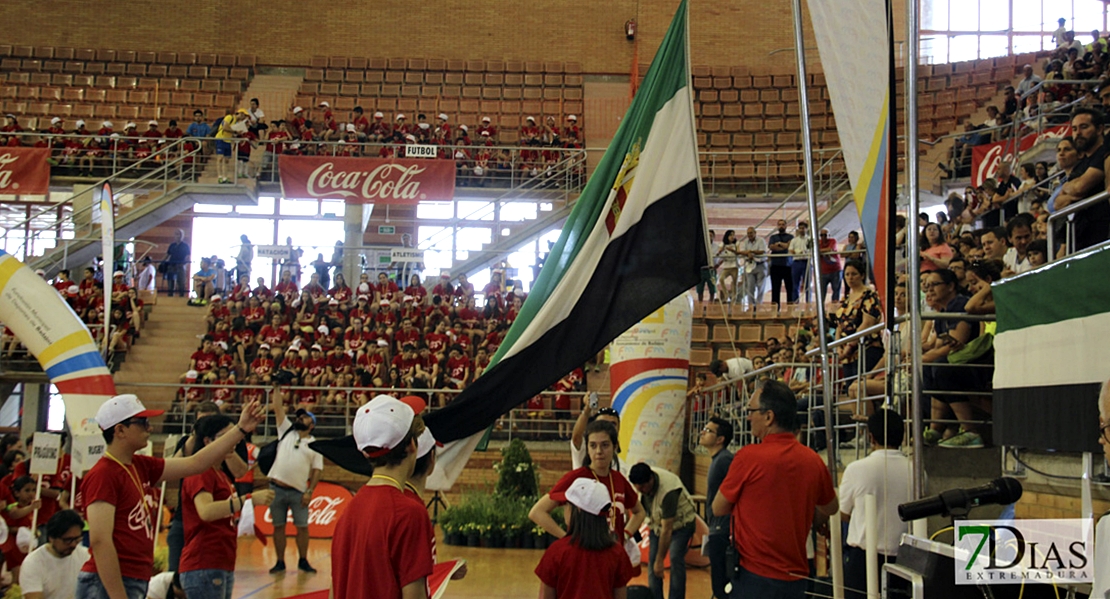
left=269, top=484, right=309, bottom=527
left=75, top=571, right=148, bottom=599
left=215, top=140, right=232, bottom=156
left=181, top=569, right=235, bottom=599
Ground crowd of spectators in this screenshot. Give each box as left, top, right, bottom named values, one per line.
left=4, top=266, right=147, bottom=359
left=0, top=100, right=587, bottom=185
left=173, top=268, right=587, bottom=419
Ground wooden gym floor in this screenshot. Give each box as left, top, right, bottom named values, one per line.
left=229, top=531, right=714, bottom=598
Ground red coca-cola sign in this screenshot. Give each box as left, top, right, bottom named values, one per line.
left=254, top=481, right=353, bottom=538
left=0, top=148, right=50, bottom=195
left=279, top=155, right=456, bottom=203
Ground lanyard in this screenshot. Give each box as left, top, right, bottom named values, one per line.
left=104, top=452, right=150, bottom=529
left=590, top=469, right=621, bottom=539
left=371, top=474, right=403, bottom=492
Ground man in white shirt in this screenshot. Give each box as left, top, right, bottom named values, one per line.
left=839, top=410, right=913, bottom=599
left=1053, top=18, right=1068, bottom=47
left=1002, top=215, right=1034, bottom=276
left=788, top=221, right=812, bottom=303
left=738, top=227, right=768, bottom=308
left=19, top=509, right=91, bottom=599
left=267, top=390, right=324, bottom=574
left=1015, top=64, right=1043, bottom=98
left=709, top=357, right=754, bottom=382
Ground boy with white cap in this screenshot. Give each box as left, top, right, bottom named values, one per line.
left=78, top=394, right=264, bottom=599
left=332, top=394, right=434, bottom=599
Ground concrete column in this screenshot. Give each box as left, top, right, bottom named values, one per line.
left=20, top=382, right=43, bottom=441
left=343, top=204, right=373, bottom=286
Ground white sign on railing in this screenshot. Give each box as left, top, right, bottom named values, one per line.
left=391, top=248, right=424, bottom=263
left=405, top=145, right=439, bottom=159
left=257, top=245, right=293, bottom=259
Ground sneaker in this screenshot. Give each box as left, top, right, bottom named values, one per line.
left=269, top=561, right=286, bottom=574
left=938, top=430, right=984, bottom=449
left=922, top=428, right=943, bottom=446
left=298, top=558, right=317, bottom=573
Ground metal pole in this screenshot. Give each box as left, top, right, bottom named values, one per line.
left=906, top=0, right=926, bottom=500
left=791, top=0, right=838, bottom=487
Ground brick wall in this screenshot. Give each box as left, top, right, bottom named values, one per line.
left=1, top=0, right=908, bottom=75
left=1015, top=490, right=1110, bottom=520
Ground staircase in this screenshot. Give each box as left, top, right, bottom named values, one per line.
left=196, top=74, right=304, bottom=185
left=113, top=296, right=207, bottom=412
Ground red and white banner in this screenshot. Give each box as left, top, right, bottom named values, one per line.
left=279, top=155, right=456, bottom=203
left=971, top=125, right=1069, bottom=187
left=254, top=481, right=353, bottom=538
left=0, top=147, right=50, bottom=195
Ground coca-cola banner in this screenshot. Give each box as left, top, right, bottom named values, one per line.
left=254, top=481, right=353, bottom=538
left=0, top=147, right=50, bottom=195
left=971, top=125, right=1069, bottom=187
left=278, top=155, right=456, bottom=204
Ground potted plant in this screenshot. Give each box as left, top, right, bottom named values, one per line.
left=464, top=522, right=481, bottom=547
left=494, top=439, right=539, bottom=499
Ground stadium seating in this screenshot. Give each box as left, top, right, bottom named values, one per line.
left=0, top=45, right=255, bottom=128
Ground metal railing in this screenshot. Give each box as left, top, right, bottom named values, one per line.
left=106, top=380, right=610, bottom=441
left=1046, top=189, right=1110, bottom=259
left=0, top=136, right=203, bottom=264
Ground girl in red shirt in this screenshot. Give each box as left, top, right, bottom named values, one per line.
left=179, top=415, right=274, bottom=599
left=2, top=475, right=39, bottom=578
left=534, top=477, right=638, bottom=599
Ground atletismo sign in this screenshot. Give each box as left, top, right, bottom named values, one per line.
left=279, top=155, right=456, bottom=203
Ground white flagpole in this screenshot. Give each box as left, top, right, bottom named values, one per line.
left=100, top=184, right=115, bottom=356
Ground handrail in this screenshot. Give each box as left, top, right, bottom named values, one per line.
left=1, top=137, right=197, bottom=241
left=969, top=170, right=1064, bottom=225
left=1047, top=190, right=1110, bottom=260
left=6, top=140, right=203, bottom=262
left=803, top=321, right=887, bottom=357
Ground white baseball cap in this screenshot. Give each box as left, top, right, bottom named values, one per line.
left=50, top=117, right=61, bottom=124
left=216, top=341, right=227, bottom=350
left=101, top=121, right=113, bottom=128
left=376, top=339, right=389, bottom=347
left=567, top=115, right=578, bottom=121
left=113, top=271, right=124, bottom=277
left=311, top=343, right=323, bottom=351
left=345, top=124, right=355, bottom=132
left=148, top=120, right=159, bottom=126
left=482, top=116, right=491, bottom=122
left=416, top=427, right=438, bottom=458
left=395, top=113, right=406, bottom=120
left=328, top=297, right=339, bottom=305
left=554, top=478, right=612, bottom=516
left=210, top=294, right=222, bottom=301
left=437, top=113, right=448, bottom=121
left=75, top=120, right=86, bottom=127
left=358, top=282, right=371, bottom=293
left=319, top=101, right=330, bottom=107
left=526, top=116, right=536, bottom=122
left=293, top=106, right=303, bottom=114
left=259, top=342, right=271, bottom=349
left=459, top=124, right=468, bottom=132
left=185, top=370, right=198, bottom=380
left=374, top=111, right=384, bottom=118
left=353, top=395, right=426, bottom=454
left=95, top=394, right=165, bottom=430
left=317, top=324, right=329, bottom=334
left=125, top=122, right=136, bottom=129
left=379, top=299, right=390, bottom=306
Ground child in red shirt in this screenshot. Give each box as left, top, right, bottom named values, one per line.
left=534, top=477, right=638, bottom=599
left=1, top=475, right=40, bottom=576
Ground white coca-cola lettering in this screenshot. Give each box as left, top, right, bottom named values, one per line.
left=305, top=162, right=428, bottom=201
left=0, top=153, right=20, bottom=189
left=262, top=495, right=346, bottom=526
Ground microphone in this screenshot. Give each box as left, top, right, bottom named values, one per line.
left=897, top=477, right=1023, bottom=522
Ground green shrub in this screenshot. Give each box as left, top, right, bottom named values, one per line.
left=493, top=438, right=539, bottom=499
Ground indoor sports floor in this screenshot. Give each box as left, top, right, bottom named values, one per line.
left=229, top=532, right=715, bottom=598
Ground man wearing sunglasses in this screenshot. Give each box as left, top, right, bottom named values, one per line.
left=79, top=394, right=265, bottom=599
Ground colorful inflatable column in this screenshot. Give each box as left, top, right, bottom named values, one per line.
left=0, top=250, right=116, bottom=436
left=610, top=293, right=692, bottom=473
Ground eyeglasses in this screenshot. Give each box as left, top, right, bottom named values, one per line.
left=58, top=534, right=83, bottom=545
left=1100, top=422, right=1110, bottom=444
left=700, top=426, right=718, bottom=435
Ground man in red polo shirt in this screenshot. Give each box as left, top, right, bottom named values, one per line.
left=712, top=380, right=838, bottom=599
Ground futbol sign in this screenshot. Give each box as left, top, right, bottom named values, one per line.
left=279, top=156, right=455, bottom=204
